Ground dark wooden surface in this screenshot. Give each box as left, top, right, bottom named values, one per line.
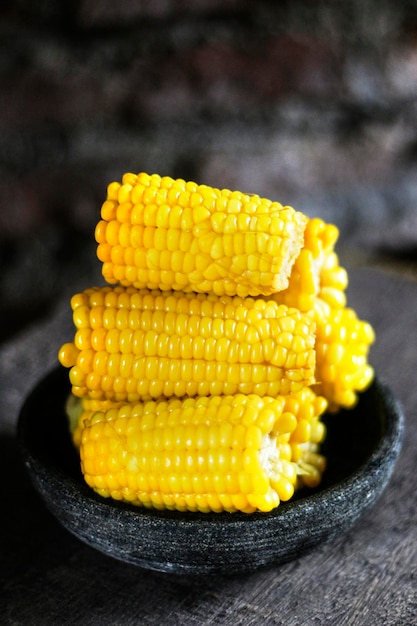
left=1, top=267, right=416, bottom=625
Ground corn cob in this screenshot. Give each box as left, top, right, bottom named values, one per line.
left=58, top=286, right=316, bottom=403
left=66, top=396, right=124, bottom=448
left=95, top=172, right=308, bottom=298
left=285, top=387, right=328, bottom=489
left=295, top=442, right=327, bottom=490
left=286, top=387, right=327, bottom=463
left=80, top=393, right=304, bottom=514
left=312, top=305, right=375, bottom=411
left=69, top=390, right=328, bottom=483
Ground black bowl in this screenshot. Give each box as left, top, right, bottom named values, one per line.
left=17, top=367, right=404, bottom=575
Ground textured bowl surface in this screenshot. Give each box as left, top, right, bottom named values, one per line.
left=18, top=367, right=404, bottom=575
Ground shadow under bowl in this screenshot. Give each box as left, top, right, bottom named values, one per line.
left=17, top=367, right=404, bottom=575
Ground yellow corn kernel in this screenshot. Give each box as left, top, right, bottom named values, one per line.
left=283, top=388, right=328, bottom=471
left=65, top=394, right=124, bottom=448
left=311, top=305, right=375, bottom=411
left=296, top=443, right=327, bottom=489
left=58, top=286, right=316, bottom=402
left=95, top=172, right=308, bottom=297
left=80, top=393, right=301, bottom=514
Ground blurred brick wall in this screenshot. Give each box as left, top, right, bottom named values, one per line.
left=1, top=0, right=417, bottom=339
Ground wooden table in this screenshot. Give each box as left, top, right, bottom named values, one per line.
left=1, top=267, right=416, bottom=625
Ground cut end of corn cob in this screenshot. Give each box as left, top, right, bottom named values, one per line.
left=58, top=286, right=316, bottom=403
left=80, top=394, right=310, bottom=514
left=272, top=217, right=348, bottom=313
left=95, top=172, right=308, bottom=298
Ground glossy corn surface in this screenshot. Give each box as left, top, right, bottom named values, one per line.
left=312, top=305, right=375, bottom=411
left=68, top=386, right=328, bottom=509
left=95, top=172, right=308, bottom=297
left=58, top=286, right=316, bottom=403
left=80, top=393, right=302, bottom=513
left=68, top=396, right=124, bottom=448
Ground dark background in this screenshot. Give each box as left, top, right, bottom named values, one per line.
left=1, top=0, right=417, bottom=343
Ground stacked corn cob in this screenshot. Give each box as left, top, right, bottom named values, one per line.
left=59, top=172, right=374, bottom=514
